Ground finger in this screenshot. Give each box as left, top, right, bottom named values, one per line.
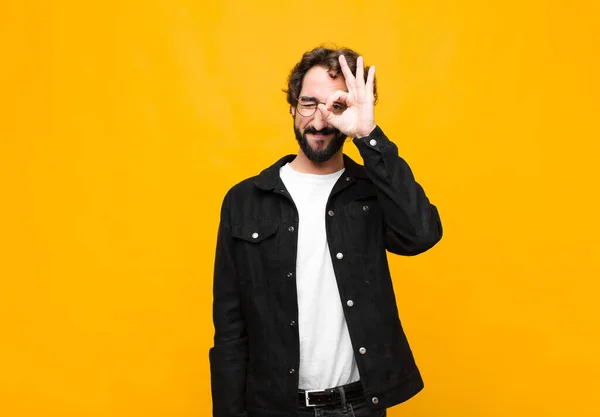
left=317, top=103, right=335, bottom=123
left=355, top=56, right=365, bottom=88
left=325, top=90, right=349, bottom=111
left=338, top=55, right=356, bottom=91
left=366, top=65, right=376, bottom=95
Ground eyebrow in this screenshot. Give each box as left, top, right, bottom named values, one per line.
left=299, top=96, right=319, bottom=103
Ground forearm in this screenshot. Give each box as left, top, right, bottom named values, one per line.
left=210, top=193, right=249, bottom=416
left=353, top=126, right=443, bottom=255
left=209, top=339, right=248, bottom=417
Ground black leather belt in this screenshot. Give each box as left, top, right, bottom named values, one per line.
left=298, top=381, right=364, bottom=407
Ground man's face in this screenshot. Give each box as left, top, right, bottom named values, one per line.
left=292, top=65, right=348, bottom=163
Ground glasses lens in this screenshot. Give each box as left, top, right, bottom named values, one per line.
left=297, top=101, right=317, bottom=117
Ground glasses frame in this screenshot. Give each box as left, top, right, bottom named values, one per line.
left=295, top=96, right=347, bottom=118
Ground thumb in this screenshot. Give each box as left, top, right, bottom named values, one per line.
left=317, top=103, right=337, bottom=124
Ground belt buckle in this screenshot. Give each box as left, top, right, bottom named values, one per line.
left=305, top=389, right=325, bottom=407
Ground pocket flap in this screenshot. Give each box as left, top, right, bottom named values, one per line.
left=232, top=223, right=279, bottom=243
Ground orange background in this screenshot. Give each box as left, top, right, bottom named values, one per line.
left=1, top=1, right=599, bottom=416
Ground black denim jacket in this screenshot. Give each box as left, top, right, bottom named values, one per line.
left=209, top=126, right=443, bottom=417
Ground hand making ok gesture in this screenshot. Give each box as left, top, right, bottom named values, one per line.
left=317, top=55, right=377, bottom=139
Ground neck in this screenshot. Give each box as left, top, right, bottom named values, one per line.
left=289, top=150, right=344, bottom=174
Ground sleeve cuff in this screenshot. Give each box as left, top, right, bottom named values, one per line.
left=352, top=125, right=390, bottom=150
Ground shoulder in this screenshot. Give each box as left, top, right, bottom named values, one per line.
left=219, top=176, right=256, bottom=206
left=222, top=154, right=296, bottom=204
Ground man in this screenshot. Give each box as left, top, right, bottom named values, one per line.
left=209, top=46, right=443, bottom=417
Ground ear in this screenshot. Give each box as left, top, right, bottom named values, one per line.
left=290, top=106, right=296, bottom=117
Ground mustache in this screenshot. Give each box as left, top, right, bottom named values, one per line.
left=304, top=126, right=338, bottom=135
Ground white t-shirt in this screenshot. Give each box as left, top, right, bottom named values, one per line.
left=280, top=163, right=360, bottom=390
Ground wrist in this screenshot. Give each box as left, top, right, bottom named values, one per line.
left=356, top=125, right=377, bottom=138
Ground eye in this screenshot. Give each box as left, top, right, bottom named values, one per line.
left=300, top=102, right=317, bottom=108
left=332, top=102, right=347, bottom=112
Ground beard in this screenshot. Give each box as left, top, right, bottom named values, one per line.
left=294, top=125, right=347, bottom=163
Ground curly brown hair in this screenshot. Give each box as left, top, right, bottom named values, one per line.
left=284, top=45, right=378, bottom=108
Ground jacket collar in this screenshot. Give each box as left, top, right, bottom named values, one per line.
left=253, top=154, right=369, bottom=191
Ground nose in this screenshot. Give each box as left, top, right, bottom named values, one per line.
left=311, top=107, right=327, bottom=131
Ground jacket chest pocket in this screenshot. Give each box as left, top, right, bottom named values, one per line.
left=338, top=188, right=378, bottom=218
left=342, top=193, right=382, bottom=253
left=231, top=222, right=280, bottom=286
left=348, top=199, right=377, bottom=218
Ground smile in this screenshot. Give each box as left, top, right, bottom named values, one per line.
left=308, top=132, right=333, bottom=139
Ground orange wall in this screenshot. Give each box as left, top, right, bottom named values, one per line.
left=1, top=1, right=599, bottom=416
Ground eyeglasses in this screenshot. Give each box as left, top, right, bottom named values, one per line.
left=296, top=96, right=348, bottom=117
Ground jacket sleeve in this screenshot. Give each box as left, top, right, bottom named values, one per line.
left=209, top=191, right=248, bottom=417
left=353, top=126, right=443, bottom=256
